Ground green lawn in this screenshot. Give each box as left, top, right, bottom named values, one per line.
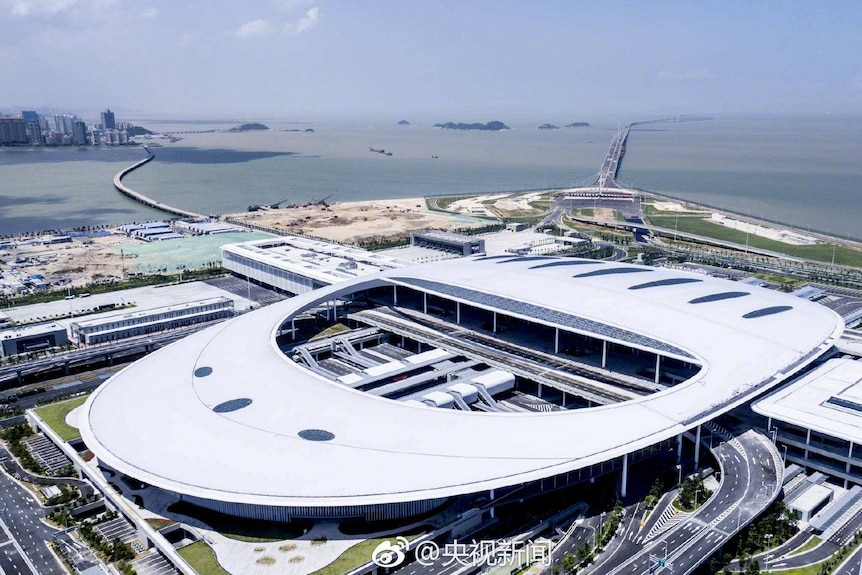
left=647, top=216, right=862, bottom=267
left=309, top=533, right=423, bottom=575
left=308, top=323, right=350, bottom=342
left=763, top=559, right=827, bottom=575
left=33, top=397, right=88, bottom=441
left=177, top=542, right=231, bottom=575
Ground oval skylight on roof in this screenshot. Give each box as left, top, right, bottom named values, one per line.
left=529, top=260, right=605, bottom=270
left=628, top=278, right=703, bottom=290
left=573, top=267, right=653, bottom=278
left=213, top=398, right=253, bottom=413
left=688, top=292, right=750, bottom=304
left=742, top=306, right=793, bottom=319
left=298, top=429, right=335, bottom=442
left=496, top=256, right=557, bottom=264
left=194, top=367, right=213, bottom=377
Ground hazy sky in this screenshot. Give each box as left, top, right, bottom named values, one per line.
left=2, top=0, right=861, bottom=120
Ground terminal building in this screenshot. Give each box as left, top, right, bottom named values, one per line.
left=0, top=323, right=69, bottom=358
left=80, top=256, right=842, bottom=524
left=70, top=297, right=234, bottom=345
left=220, top=236, right=405, bottom=295
left=753, top=357, right=862, bottom=488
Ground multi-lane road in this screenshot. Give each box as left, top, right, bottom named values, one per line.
left=579, top=425, right=782, bottom=575
left=0, top=459, right=66, bottom=575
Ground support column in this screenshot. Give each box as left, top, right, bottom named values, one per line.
left=493, top=312, right=497, bottom=333
left=291, top=319, right=296, bottom=340
left=456, top=302, right=461, bottom=324
left=64, top=361, right=70, bottom=375
left=555, top=328, right=559, bottom=354
left=654, top=355, right=661, bottom=385
left=694, top=425, right=702, bottom=468
left=423, top=292, right=427, bottom=314
left=393, top=285, right=397, bottom=306
left=537, top=383, right=543, bottom=398
left=676, top=433, right=683, bottom=464
left=621, top=453, right=628, bottom=498
left=805, top=428, right=811, bottom=458
left=562, top=391, right=566, bottom=407
left=490, top=489, right=495, bottom=518
left=602, top=340, right=608, bottom=368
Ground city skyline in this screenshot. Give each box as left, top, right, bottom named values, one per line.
left=1, top=0, right=862, bottom=119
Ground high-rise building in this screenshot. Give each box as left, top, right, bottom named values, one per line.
left=21, top=111, right=42, bottom=145
left=21, top=110, right=39, bottom=125
left=0, top=117, right=28, bottom=145
left=101, top=108, right=116, bottom=130
left=72, top=120, right=88, bottom=146
left=26, top=120, right=42, bottom=145
left=54, top=114, right=78, bottom=135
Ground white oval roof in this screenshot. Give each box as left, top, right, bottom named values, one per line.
left=80, top=257, right=843, bottom=508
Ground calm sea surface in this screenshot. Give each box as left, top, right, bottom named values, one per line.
left=1, top=115, right=860, bottom=239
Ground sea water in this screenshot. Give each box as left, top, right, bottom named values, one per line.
left=1, top=115, right=860, bottom=239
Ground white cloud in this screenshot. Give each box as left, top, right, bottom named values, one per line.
left=656, top=68, right=715, bottom=81
left=139, top=6, right=157, bottom=20
left=234, top=18, right=274, bottom=39
left=284, top=6, right=319, bottom=36
left=4, top=0, right=77, bottom=16
left=272, top=0, right=313, bottom=11
left=175, top=31, right=200, bottom=49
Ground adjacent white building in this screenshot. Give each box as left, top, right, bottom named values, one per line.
left=220, top=236, right=405, bottom=295
left=70, top=297, right=234, bottom=345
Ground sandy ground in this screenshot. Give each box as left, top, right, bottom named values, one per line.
left=648, top=201, right=710, bottom=213
left=1, top=234, right=131, bottom=294
left=226, top=197, right=493, bottom=244
left=710, top=214, right=819, bottom=245
left=447, top=191, right=551, bottom=217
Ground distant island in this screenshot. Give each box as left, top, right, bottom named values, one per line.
left=565, top=122, right=591, bottom=128
left=229, top=123, right=269, bottom=132
left=397, top=120, right=411, bottom=125
left=433, top=121, right=510, bottom=131
left=537, top=123, right=560, bottom=130
left=126, top=126, right=154, bottom=136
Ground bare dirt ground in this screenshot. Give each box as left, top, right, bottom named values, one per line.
left=226, top=197, right=493, bottom=245
left=1, top=234, right=130, bottom=293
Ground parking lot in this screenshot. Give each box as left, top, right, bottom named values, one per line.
left=21, top=434, right=70, bottom=475
left=131, top=550, right=179, bottom=575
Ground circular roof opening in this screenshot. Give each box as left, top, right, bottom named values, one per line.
left=194, top=367, right=213, bottom=378
left=298, top=429, right=335, bottom=442
left=213, top=398, right=253, bottom=413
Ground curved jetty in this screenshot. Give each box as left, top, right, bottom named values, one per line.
left=113, top=147, right=204, bottom=219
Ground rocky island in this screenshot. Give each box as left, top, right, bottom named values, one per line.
left=433, top=121, right=510, bottom=131
left=565, top=122, right=591, bottom=128
left=397, top=120, right=411, bottom=125
left=537, top=123, right=560, bottom=130
left=229, top=122, right=269, bottom=132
